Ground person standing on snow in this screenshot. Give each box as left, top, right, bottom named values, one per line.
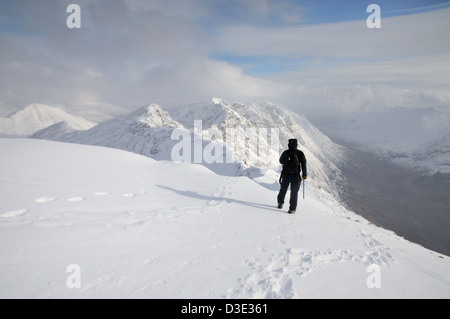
left=277, top=139, right=307, bottom=214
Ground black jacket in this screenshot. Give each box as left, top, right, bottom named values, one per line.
left=280, top=148, right=307, bottom=178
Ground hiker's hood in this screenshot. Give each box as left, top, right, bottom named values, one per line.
left=288, top=139, right=298, bottom=150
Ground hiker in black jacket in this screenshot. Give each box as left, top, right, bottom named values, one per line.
left=277, top=139, right=307, bottom=214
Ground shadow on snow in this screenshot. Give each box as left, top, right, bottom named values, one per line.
left=156, top=185, right=285, bottom=214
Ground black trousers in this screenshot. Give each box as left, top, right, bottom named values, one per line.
left=277, top=174, right=301, bottom=211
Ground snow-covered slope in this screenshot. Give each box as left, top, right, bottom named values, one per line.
left=35, top=98, right=345, bottom=197
left=322, top=107, right=450, bottom=174
left=0, top=138, right=449, bottom=298
left=32, top=121, right=91, bottom=140
left=53, top=104, right=183, bottom=160
left=0, top=104, right=97, bottom=137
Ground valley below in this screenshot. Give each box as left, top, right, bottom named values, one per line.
left=338, top=142, right=450, bottom=256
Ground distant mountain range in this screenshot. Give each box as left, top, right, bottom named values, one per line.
left=2, top=99, right=345, bottom=197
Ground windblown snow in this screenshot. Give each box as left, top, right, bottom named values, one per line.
left=1, top=138, right=449, bottom=298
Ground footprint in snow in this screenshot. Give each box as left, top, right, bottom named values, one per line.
left=67, top=197, right=86, bottom=202
left=93, top=192, right=111, bottom=196
left=1, top=209, right=27, bottom=218
left=35, top=197, right=57, bottom=203
left=123, top=193, right=136, bottom=199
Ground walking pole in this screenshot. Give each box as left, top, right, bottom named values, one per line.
left=303, top=178, right=305, bottom=199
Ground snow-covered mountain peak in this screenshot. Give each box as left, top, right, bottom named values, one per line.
left=212, top=97, right=224, bottom=105
left=44, top=103, right=184, bottom=161
left=21, top=103, right=54, bottom=113
left=13, top=104, right=76, bottom=123
left=0, top=103, right=97, bottom=137
left=169, top=99, right=231, bottom=130
left=133, top=104, right=179, bottom=128
left=171, top=98, right=303, bottom=132
left=235, top=100, right=298, bottom=127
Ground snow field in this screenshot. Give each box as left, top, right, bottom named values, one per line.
left=0, top=138, right=449, bottom=298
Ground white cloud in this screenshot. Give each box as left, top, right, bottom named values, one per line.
left=232, top=0, right=304, bottom=24
left=268, top=55, right=450, bottom=116
left=123, top=0, right=211, bottom=20
left=0, top=0, right=292, bottom=120
left=0, top=1, right=449, bottom=122
left=84, top=68, right=103, bottom=78
left=215, top=7, right=450, bottom=59
left=124, top=56, right=283, bottom=108
left=210, top=7, right=450, bottom=116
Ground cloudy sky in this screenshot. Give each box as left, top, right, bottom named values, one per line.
left=1, top=0, right=449, bottom=121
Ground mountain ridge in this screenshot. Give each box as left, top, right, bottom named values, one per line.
left=33, top=98, right=345, bottom=197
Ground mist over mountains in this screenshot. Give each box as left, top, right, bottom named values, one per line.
left=318, top=107, right=450, bottom=175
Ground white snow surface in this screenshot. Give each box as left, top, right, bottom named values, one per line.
left=0, top=104, right=97, bottom=137
left=1, top=138, right=449, bottom=299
